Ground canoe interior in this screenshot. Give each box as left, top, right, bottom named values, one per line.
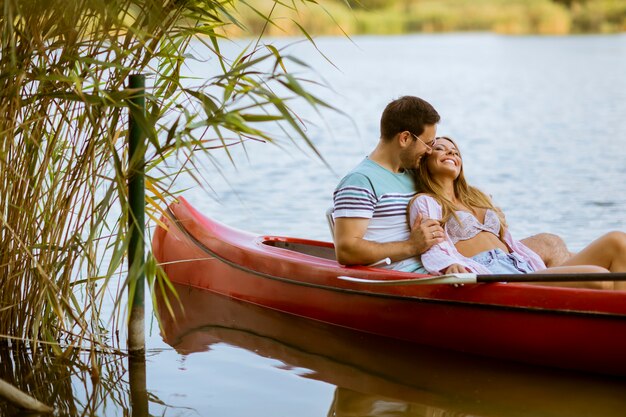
left=262, top=238, right=337, bottom=260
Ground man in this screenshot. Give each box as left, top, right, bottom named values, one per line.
left=332, top=96, right=444, bottom=273
left=333, top=96, right=570, bottom=273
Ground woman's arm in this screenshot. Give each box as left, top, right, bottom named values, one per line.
left=409, top=195, right=493, bottom=275
left=408, top=195, right=469, bottom=274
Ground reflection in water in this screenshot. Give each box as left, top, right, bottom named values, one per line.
left=129, top=354, right=149, bottom=417
left=0, top=341, right=155, bottom=417
left=157, top=284, right=626, bottom=417
left=330, top=388, right=467, bottom=417
left=0, top=342, right=76, bottom=416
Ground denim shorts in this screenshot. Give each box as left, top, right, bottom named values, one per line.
left=471, top=248, right=535, bottom=274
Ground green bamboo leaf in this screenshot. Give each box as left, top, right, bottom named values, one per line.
left=183, top=88, right=220, bottom=116
left=291, top=19, right=339, bottom=70
left=266, top=44, right=287, bottom=73
left=240, top=114, right=285, bottom=122
left=0, top=0, right=340, bottom=353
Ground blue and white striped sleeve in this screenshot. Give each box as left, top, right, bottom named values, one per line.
left=332, top=173, right=377, bottom=219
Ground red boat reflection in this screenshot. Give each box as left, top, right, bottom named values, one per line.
left=157, top=283, right=626, bottom=417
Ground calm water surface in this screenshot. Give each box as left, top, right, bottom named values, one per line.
left=7, top=34, right=626, bottom=417
left=181, top=33, right=626, bottom=250
left=143, top=33, right=626, bottom=417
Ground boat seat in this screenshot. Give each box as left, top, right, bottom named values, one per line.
left=325, top=207, right=335, bottom=239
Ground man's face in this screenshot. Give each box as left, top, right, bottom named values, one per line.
left=400, top=124, right=437, bottom=170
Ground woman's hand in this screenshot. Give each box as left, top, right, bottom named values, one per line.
left=443, top=264, right=470, bottom=274
left=443, top=264, right=470, bottom=287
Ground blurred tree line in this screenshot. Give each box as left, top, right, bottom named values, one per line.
left=227, top=0, right=626, bottom=36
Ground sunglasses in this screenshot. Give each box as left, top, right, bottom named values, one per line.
left=408, top=132, right=436, bottom=150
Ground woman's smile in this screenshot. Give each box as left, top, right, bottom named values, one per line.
left=441, top=156, right=458, bottom=167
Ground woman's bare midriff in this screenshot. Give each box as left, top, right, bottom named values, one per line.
left=454, top=231, right=510, bottom=258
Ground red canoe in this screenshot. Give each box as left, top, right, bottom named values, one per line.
left=152, top=197, right=626, bottom=376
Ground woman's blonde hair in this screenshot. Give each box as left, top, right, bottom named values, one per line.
left=413, top=136, right=507, bottom=238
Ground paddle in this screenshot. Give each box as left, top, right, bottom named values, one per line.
left=338, top=272, right=626, bottom=286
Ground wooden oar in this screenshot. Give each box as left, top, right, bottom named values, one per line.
left=338, top=272, right=626, bottom=286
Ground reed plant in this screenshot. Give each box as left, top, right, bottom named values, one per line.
left=0, top=0, right=332, bottom=357
left=0, top=343, right=76, bottom=415
left=0, top=339, right=155, bottom=415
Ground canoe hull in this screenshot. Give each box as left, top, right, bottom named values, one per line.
left=157, top=284, right=626, bottom=416
left=152, top=198, right=626, bottom=376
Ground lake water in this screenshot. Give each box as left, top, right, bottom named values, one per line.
left=6, top=34, right=626, bottom=417
left=151, top=33, right=626, bottom=417
left=180, top=33, right=626, bottom=251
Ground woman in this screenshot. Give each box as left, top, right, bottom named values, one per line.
left=408, top=136, right=626, bottom=289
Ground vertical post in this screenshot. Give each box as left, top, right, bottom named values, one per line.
left=129, top=355, right=149, bottom=417
left=128, top=74, right=146, bottom=354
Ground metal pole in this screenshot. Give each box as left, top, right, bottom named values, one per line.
left=128, top=74, right=146, bottom=353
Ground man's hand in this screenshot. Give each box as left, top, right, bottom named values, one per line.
left=409, top=213, right=445, bottom=255
left=334, top=215, right=444, bottom=266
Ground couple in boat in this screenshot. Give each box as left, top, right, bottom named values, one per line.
left=332, top=96, right=626, bottom=289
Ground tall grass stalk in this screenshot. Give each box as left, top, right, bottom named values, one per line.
left=0, top=0, right=332, bottom=356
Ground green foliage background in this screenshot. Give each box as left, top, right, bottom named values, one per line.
left=0, top=0, right=330, bottom=353
left=229, top=0, right=626, bottom=36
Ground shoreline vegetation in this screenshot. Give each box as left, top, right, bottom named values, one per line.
left=2, top=0, right=330, bottom=411
left=223, top=0, right=626, bottom=37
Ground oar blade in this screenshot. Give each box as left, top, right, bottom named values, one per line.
left=337, top=273, right=478, bottom=286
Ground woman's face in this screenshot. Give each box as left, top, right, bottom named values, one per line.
left=425, top=137, right=462, bottom=179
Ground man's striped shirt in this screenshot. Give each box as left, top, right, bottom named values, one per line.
left=333, top=158, right=426, bottom=273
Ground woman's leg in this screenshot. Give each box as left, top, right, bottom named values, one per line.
left=560, top=231, right=626, bottom=272
left=550, top=231, right=626, bottom=290
left=531, top=265, right=612, bottom=290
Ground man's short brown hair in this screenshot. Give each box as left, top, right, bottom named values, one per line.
left=380, top=96, right=440, bottom=141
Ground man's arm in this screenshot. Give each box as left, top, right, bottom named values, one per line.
left=333, top=216, right=444, bottom=266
